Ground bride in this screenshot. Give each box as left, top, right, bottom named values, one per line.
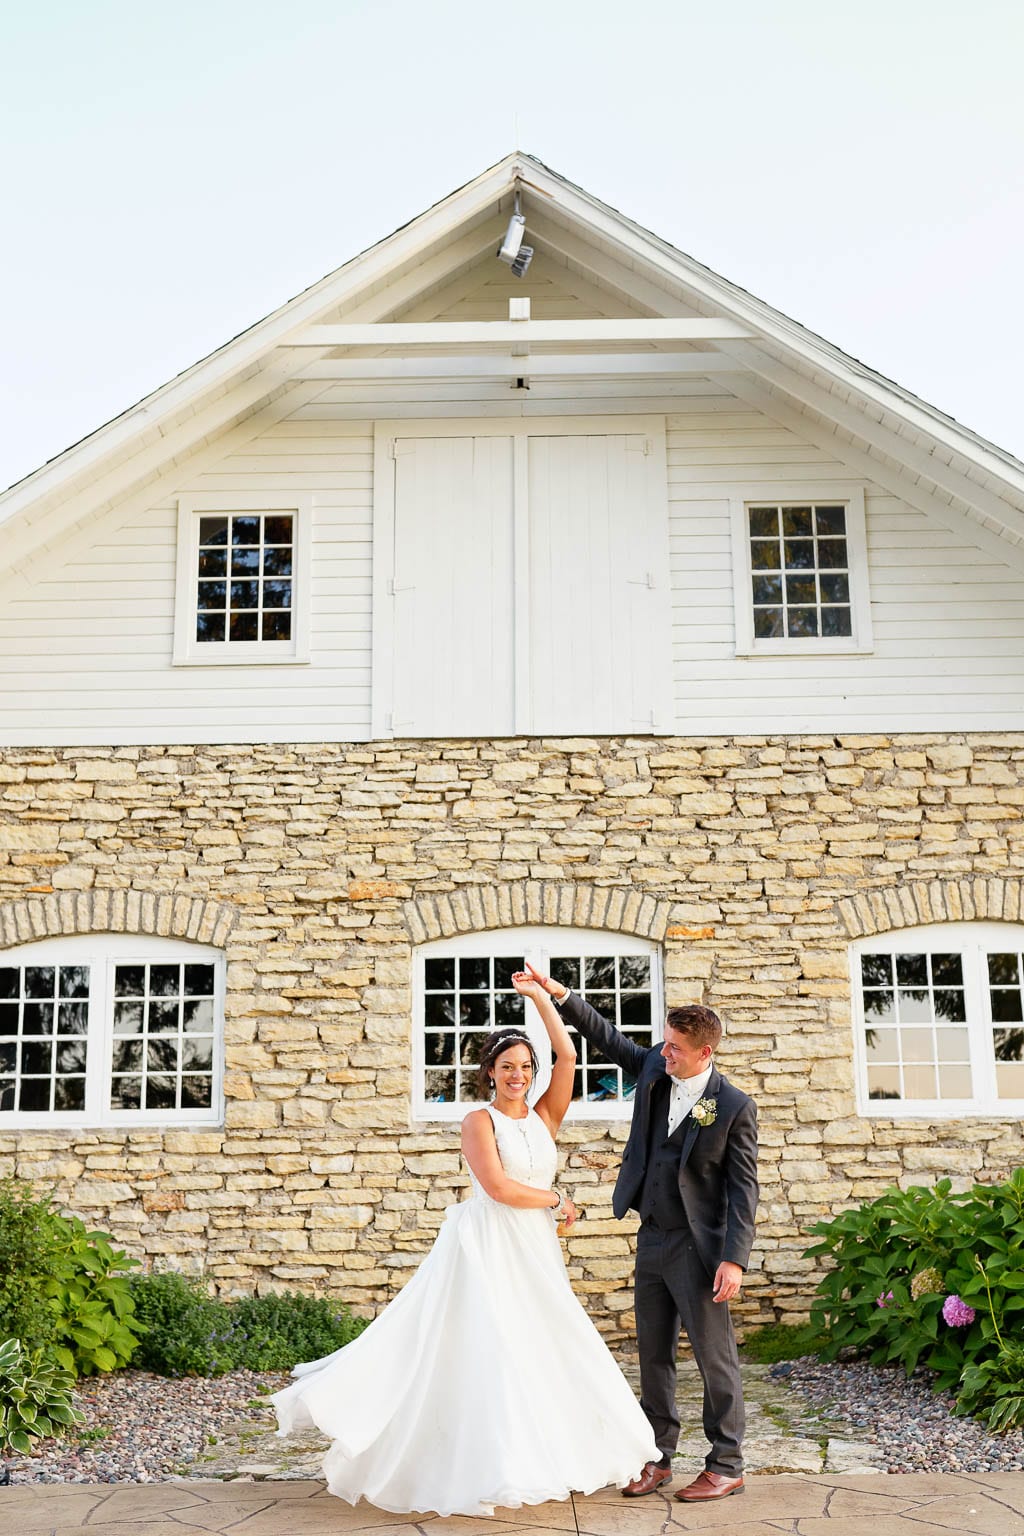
left=270, top=969, right=658, bottom=1516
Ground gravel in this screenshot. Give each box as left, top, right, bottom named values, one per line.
left=4, top=1369, right=288, bottom=1485
left=5, top=1358, right=1023, bottom=1483
left=782, top=1357, right=1024, bottom=1473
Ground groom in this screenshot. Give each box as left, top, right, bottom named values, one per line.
left=525, top=963, right=758, bottom=1503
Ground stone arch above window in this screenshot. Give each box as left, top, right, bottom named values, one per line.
left=838, top=878, right=1024, bottom=942
left=0, top=890, right=237, bottom=951
left=403, top=880, right=674, bottom=947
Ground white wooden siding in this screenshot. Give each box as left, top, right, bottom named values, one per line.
left=2, top=383, right=1024, bottom=744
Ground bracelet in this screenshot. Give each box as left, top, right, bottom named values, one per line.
left=550, top=1187, right=565, bottom=1218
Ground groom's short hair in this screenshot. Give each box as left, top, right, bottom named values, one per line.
left=664, top=1004, right=722, bottom=1051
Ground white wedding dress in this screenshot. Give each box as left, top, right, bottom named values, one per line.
left=271, top=1103, right=658, bottom=1516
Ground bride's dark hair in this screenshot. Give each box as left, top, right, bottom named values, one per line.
left=475, top=1030, right=540, bottom=1099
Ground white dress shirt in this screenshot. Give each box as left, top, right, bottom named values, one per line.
left=666, top=1061, right=714, bottom=1138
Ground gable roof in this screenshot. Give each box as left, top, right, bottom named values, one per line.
left=4, top=150, right=1024, bottom=574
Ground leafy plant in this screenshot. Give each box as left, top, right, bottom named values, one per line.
left=0, top=1179, right=142, bottom=1377
left=804, top=1168, right=1024, bottom=1397
left=0, top=1337, right=83, bottom=1455
left=955, top=1254, right=1024, bottom=1431
left=128, top=1271, right=237, bottom=1377
left=227, top=1289, right=368, bottom=1371
left=128, top=1272, right=369, bottom=1376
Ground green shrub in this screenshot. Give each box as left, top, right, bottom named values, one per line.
left=128, top=1271, right=236, bottom=1377
left=227, top=1290, right=368, bottom=1371
left=804, top=1168, right=1024, bottom=1416
left=128, top=1272, right=369, bottom=1376
left=0, top=1180, right=142, bottom=1376
left=0, top=1181, right=66, bottom=1352
left=0, top=1337, right=83, bottom=1455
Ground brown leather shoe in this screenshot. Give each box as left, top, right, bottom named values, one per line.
left=674, top=1470, right=744, bottom=1501
left=622, top=1460, right=672, bottom=1497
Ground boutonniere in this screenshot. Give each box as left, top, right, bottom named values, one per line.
left=691, top=1097, right=717, bottom=1127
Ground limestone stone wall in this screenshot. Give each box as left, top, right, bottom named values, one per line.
left=0, top=735, right=1021, bottom=1342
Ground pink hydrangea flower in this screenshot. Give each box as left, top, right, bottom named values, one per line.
left=941, top=1294, right=976, bottom=1327
left=876, top=1290, right=894, bottom=1308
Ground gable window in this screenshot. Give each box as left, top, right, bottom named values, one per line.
left=373, top=419, right=672, bottom=736
left=173, top=494, right=311, bottom=665
left=414, top=927, right=662, bottom=1122
left=852, top=923, right=1024, bottom=1116
left=730, top=486, right=872, bottom=655
left=0, top=936, right=224, bottom=1127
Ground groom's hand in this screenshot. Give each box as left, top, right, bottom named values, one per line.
left=712, top=1261, right=743, bottom=1303
left=525, top=960, right=569, bottom=1001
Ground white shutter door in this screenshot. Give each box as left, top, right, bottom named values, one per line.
left=392, top=436, right=515, bottom=736
left=527, top=434, right=661, bottom=734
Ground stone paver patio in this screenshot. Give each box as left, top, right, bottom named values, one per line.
left=3, top=1471, right=1023, bottom=1536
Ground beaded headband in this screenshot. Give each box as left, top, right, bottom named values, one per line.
left=487, top=1031, right=533, bottom=1055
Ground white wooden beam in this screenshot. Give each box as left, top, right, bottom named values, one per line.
left=282, top=318, right=757, bottom=348
left=289, top=352, right=750, bottom=381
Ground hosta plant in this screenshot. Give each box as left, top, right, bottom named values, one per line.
left=0, top=1338, right=83, bottom=1455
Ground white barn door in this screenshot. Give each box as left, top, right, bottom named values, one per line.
left=527, top=433, right=662, bottom=735
left=391, top=436, right=515, bottom=736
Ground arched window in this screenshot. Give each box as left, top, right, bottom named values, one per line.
left=852, top=922, right=1024, bottom=1115
left=413, top=926, right=663, bottom=1122
left=0, top=935, right=224, bottom=1127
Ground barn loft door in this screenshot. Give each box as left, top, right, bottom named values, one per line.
left=526, top=433, right=659, bottom=735
left=390, top=436, right=515, bottom=736
left=382, top=422, right=669, bottom=738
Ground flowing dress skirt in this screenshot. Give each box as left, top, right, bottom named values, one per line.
left=271, top=1194, right=657, bottom=1516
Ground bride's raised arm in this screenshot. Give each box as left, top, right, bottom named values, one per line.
left=512, top=966, right=577, bottom=1136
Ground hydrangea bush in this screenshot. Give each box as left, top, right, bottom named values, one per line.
left=803, top=1168, right=1024, bottom=1428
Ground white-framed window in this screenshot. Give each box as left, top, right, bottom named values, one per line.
left=730, top=486, right=872, bottom=655
left=173, top=493, right=312, bottom=665
left=372, top=417, right=673, bottom=736
left=852, top=922, right=1024, bottom=1117
left=413, top=926, right=663, bottom=1123
left=0, top=935, right=225, bottom=1128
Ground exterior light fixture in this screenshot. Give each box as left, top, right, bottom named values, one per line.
left=497, top=192, right=534, bottom=278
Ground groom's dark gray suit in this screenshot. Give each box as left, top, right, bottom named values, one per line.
left=558, top=992, right=758, bottom=1476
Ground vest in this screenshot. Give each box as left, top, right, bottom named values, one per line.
left=638, top=1076, right=689, bottom=1229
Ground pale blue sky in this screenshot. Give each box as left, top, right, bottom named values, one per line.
left=3, top=0, right=1023, bottom=491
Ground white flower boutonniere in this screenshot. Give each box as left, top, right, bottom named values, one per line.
left=691, top=1097, right=717, bottom=1128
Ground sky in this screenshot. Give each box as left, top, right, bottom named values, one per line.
left=2, top=0, right=1023, bottom=493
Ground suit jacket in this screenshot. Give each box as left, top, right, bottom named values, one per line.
left=561, top=992, right=759, bottom=1280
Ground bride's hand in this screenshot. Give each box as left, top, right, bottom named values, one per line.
left=511, top=970, right=544, bottom=999
left=559, top=1198, right=579, bottom=1230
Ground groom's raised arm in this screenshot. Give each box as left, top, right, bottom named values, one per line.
left=556, top=990, right=649, bottom=1081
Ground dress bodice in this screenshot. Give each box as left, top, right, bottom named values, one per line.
left=469, top=1104, right=558, bottom=1195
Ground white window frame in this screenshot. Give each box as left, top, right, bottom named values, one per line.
left=371, top=417, right=673, bottom=737
left=173, top=492, right=313, bottom=666
left=0, top=935, right=225, bottom=1128
left=729, top=484, right=873, bottom=656
left=413, top=925, right=663, bottom=1124
left=851, top=922, right=1024, bottom=1118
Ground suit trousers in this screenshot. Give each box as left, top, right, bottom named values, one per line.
left=634, top=1223, right=744, bottom=1475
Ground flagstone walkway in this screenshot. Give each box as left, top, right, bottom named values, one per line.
left=4, top=1471, right=1023, bottom=1535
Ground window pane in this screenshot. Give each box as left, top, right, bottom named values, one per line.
left=861, top=954, right=892, bottom=987
left=459, top=958, right=490, bottom=990
left=231, top=516, right=261, bottom=546
left=903, top=1064, right=937, bottom=1098
left=58, top=1001, right=88, bottom=1035
left=750, top=539, right=781, bottom=571
left=230, top=547, right=260, bottom=575
left=146, top=1075, right=177, bottom=1110
left=19, top=1079, right=50, bottom=1111
left=0, top=969, right=18, bottom=1000
left=0, top=1003, right=18, bottom=1035
left=996, top=1062, right=1024, bottom=1097
left=53, top=1077, right=86, bottom=1111
left=933, top=989, right=966, bottom=1023
left=113, top=1002, right=144, bottom=1035
left=865, top=1029, right=897, bottom=1063
left=863, top=988, right=895, bottom=1022
left=184, top=965, right=216, bottom=996
left=990, top=990, right=1023, bottom=1023
left=817, top=536, right=848, bottom=567
left=110, top=1077, right=142, bottom=1110
left=113, top=1041, right=143, bottom=1073
left=423, top=1069, right=457, bottom=1103
left=198, top=548, right=227, bottom=578
left=748, top=508, right=778, bottom=537
left=896, top=954, right=928, bottom=986
left=787, top=608, right=819, bottom=638
left=147, top=1039, right=179, bottom=1073
left=24, top=967, right=55, bottom=999
left=263, top=546, right=293, bottom=576
left=988, top=953, right=1020, bottom=985
left=229, top=612, right=259, bottom=641
left=22, top=1041, right=53, bottom=1075
left=459, top=995, right=489, bottom=1030
left=149, top=965, right=181, bottom=997
left=425, top=1033, right=455, bottom=1067
left=781, top=507, right=813, bottom=537
left=994, top=1028, right=1024, bottom=1062
left=0, top=1080, right=14, bottom=1110
left=549, top=958, right=580, bottom=990
left=753, top=607, right=784, bottom=638
left=148, top=1001, right=180, bottom=1034
left=815, top=506, right=846, bottom=536
left=932, top=953, right=964, bottom=986
left=867, top=1066, right=901, bottom=1099
left=262, top=580, right=292, bottom=610
left=784, top=539, right=816, bottom=570
left=196, top=612, right=226, bottom=642
left=424, top=958, right=455, bottom=990
left=619, top=956, right=651, bottom=989
left=181, top=1037, right=213, bottom=1071
left=493, top=993, right=526, bottom=1031
left=59, top=966, right=90, bottom=998
left=180, top=1076, right=213, bottom=1109
left=55, top=1041, right=86, bottom=1074
left=936, top=1027, right=970, bottom=1062
left=786, top=575, right=817, bottom=605
left=199, top=516, right=228, bottom=546
left=751, top=574, right=783, bottom=605
left=494, top=957, right=525, bottom=987
left=0, top=1043, right=15, bottom=1072
left=584, top=956, right=616, bottom=989
left=183, top=999, right=214, bottom=1031
left=459, top=1032, right=490, bottom=1067
left=262, top=612, right=293, bottom=641
left=938, top=1065, right=973, bottom=1098
left=264, top=514, right=294, bottom=544
left=819, top=572, right=850, bottom=604
left=425, top=994, right=455, bottom=1030
left=22, top=1003, right=53, bottom=1035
